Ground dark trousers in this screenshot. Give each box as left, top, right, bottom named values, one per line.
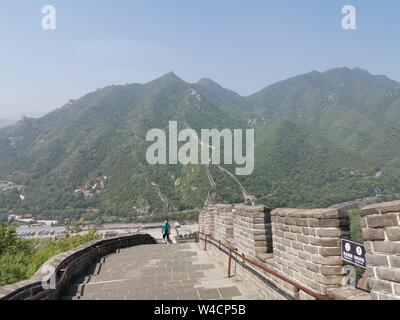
left=163, top=233, right=170, bottom=240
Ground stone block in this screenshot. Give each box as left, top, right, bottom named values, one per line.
left=275, top=243, right=286, bottom=252
left=385, top=227, right=400, bottom=241
left=313, top=274, right=345, bottom=286
left=284, top=231, right=297, bottom=241
left=289, top=225, right=303, bottom=234
left=271, top=216, right=283, bottom=223
left=302, top=227, right=316, bottom=236
left=298, top=251, right=311, bottom=261
left=286, top=261, right=300, bottom=273
left=281, top=266, right=294, bottom=278
left=283, top=217, right=296, bottom=225
left=373, top=241, right=400, bottom=254
left=360, top=218, right=367, bottom=228
left=311, top=255, right=343, bottom=266
left=307, top=219, right=320, bottom=227
left=303, top=244, right=319, bottom=255
left=315, top=228, right=342, bottom=238
left=253, top=235, right=271, bottom=241
left=304, top=261, right=320, bottom=273
left=293, top=242, right=304, bottom=251
left=369, top=278, right=394, bottom=295
left=276, top=223, right=290, bottom=232
left=319, top=247, right=341, bottom=257
left=319, top=266, right=345, bottom=276
left=310, top=237, right=340, bottom=247
left=280, top=237, right=292, bottom=247
left=394, top=283, right=400, bottom=296
left=317, top=219, right=350, bottom=228
left=294, top=218, right=309, bottom=227
left=366, top=214, right=398, bottom=228
left=362, top=228, right=385, bottom=241
left=286, top=246, right=298, bottom=256
left=273, top=230, right=285, bottom=238
left=364, top=241, right=373, bottom=253
left=296, top=234, right=311, bottom=244
left=390, top=256, right=400, bottom=268
left=365, top=253, right=389, bottom=267
left=292, top=256, right=306, bottom=268
left=375, top=267, right=400, bottom=283
left=360, top=200, right=400, bottom=217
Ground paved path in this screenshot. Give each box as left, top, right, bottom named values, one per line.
left=64, top=243, right=262, bottom=300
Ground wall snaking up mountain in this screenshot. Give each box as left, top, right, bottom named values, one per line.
left=1, top=68, right=400, bottom=219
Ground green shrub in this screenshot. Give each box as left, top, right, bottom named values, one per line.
left=0, top=223, right=100, bottom=286
left=348, top=209, right=363, bottom=242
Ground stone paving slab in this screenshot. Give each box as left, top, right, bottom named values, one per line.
left=64, top=243, right=262, bottom=300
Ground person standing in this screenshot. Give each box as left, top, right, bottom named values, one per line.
left=162, top=219, right=171, bottom=244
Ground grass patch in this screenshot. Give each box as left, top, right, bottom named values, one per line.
left=348, top=208, right=363, bottom=242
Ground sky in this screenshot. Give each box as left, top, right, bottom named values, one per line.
left=0, top=0, right=399, bottom=119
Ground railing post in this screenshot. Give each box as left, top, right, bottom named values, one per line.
left=228, top=249, right=233, bottom=278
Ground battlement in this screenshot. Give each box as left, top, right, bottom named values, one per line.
left=360, top=200, right=400, bottom=300
left=199, top=201, right=400, bottom=300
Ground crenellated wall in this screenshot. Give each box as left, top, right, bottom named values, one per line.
left=199, top=206, right=216, bottom=236
left=360, top=200, right=400, bottom=300
left=198, top=203, right=381, bottom=300
left=213, top=204, right=235, bottom=245
left=233, top=205, right=273, bottom=257
left=271, top=208, right=350, bottom=295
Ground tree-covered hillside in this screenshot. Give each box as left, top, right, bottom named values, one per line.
left=1, top=68, right=399, bottom=220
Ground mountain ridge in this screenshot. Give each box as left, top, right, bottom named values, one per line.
left=1, top=67, right=399, bottom=221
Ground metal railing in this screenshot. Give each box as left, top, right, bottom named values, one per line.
left=199, top=232, right=332, bottom=300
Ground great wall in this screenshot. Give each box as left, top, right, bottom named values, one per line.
left=198, top=201, right=400, bottom=300
left=0, top=200, right=399, bottom=300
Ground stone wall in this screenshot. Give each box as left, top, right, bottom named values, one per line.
left=360, top=200, right=400, bottom=300
left=199, top=206, right=216, bottom=236
left=199, top=201, right=399, bottom=300
left=206, top=242, right=291, bottom=300
left=233, top=205, right=273, bottom=258
left=271, top=208, right=350, bottom=295
left=213, top=204, right=234, bottom=245
left=0, top=234, right=157, bottom=300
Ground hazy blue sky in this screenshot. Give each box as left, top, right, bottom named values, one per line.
left=1, top=0, right=399, bottom=118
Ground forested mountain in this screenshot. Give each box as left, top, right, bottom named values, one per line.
left=1, top=68, right=399, bottom=220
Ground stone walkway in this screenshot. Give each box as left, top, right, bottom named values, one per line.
left=63, top=243, right=262, bottom=300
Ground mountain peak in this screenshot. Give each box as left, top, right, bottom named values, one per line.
left=320, top=67, right=397, bottom=86
left=197, top=77, right=222, bottom=88
left=321, top=67, right=388, bottom=79
left=146, top=71, right=186, bottom=87
left=162, top=71, right=183, bottom=81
